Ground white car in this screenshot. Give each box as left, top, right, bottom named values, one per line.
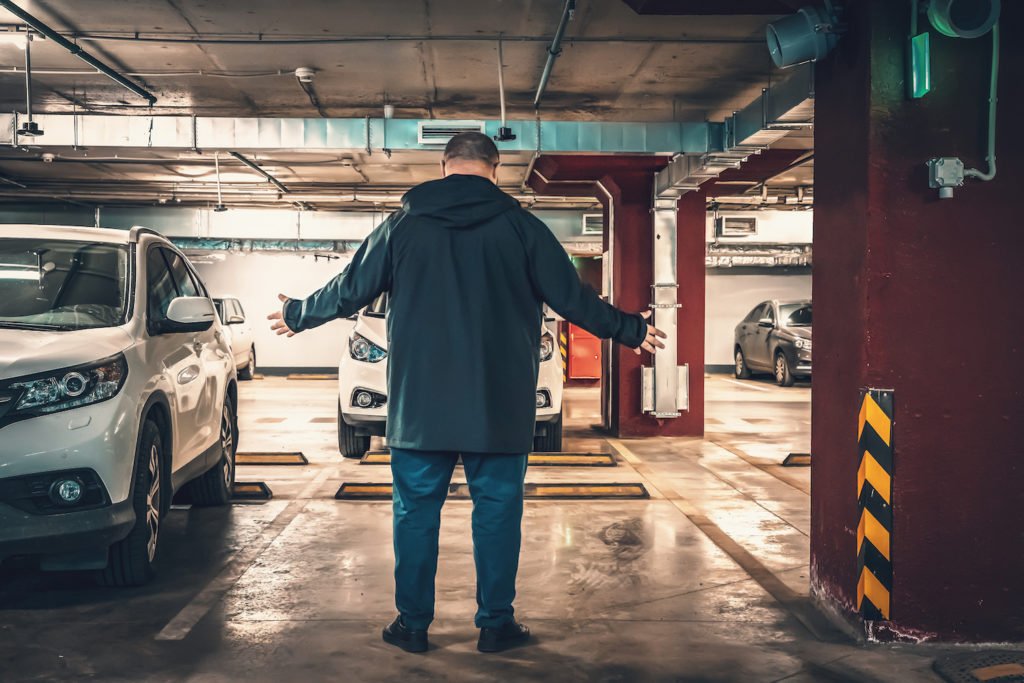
left=337, top=293, right=564, bottom=458
left=0, top=225, right=238, bottom=586
left=213, top=296, right=257, bottom=380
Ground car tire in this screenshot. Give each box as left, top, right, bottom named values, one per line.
left=775, top=351, right=795, bottom=387
left=238, top=348, right=255, bottom=381
left=338, top=401, right=371, bottom=459
left=533, top=411, right=563, bottom=453
left=99, top=419, right=163, bottom=587
left=187, top=397, right=237, bottom=506
left=734, top=348, right=752, bottom=379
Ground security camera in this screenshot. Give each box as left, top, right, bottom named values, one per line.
left=41, top=152, right=55, bottom=163
left=295, top=67, right=316, bottom=83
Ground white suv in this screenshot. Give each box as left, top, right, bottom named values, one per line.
left=0, top=225, right=238, bottom=586
left=337, top=293, right=564, bottom=458
left=213, top=296, right=257, bottom=380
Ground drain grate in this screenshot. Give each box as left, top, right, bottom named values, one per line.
left=359, top=451, right=616, bottom=467
left=934, top=651, right=1024, bottom=683
left=232, top=481, right=273, bottom=501
left=236, top=452, right=308, bottom=466
left=335, top=482, right=648, bottom=501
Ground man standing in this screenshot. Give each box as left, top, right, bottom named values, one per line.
left=269, top=132, right=664, bottom=653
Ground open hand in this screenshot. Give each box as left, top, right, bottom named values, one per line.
left=267, top=293, right=296, bottom=337
left=634, top=310, right=667, bottom=355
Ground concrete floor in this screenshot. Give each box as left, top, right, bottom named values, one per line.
left=0, top=375, right=1006, bottom=682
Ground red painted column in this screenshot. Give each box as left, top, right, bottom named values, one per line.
left=530, top=156, right=705, bottom=437
left=812, top=0, right=1024, bottom=641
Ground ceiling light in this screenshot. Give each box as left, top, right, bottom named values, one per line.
left=928, top=0, right=1000, bottom=39
left=0, top=31, right=27, bottom=49
left=766, top=1, right=842, bottom=68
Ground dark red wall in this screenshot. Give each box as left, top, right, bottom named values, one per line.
left=813, top=0, right=1024, bottom=641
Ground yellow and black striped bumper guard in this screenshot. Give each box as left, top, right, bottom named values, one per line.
left=559, top=331, right=568, bottom=382
left=857, top=388, right=894, bottom=621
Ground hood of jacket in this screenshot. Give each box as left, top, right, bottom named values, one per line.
left=401, top=174, right=519, bottom=229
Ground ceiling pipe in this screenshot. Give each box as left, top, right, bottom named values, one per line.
left=16, top=31, right=42, bottom=137
left=48, top=30, right=759, bottom=46
left=228, top=151, right=290, bottom=194
left=0, top=0, right=157, bottom=105
left=533, top=0, right=576, bottom=109
left=494, top=39, right=515, bottom=141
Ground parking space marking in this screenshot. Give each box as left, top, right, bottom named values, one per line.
left=155, top=466, right=335, bottom=642
left=721, top=379, right=771, bottom=392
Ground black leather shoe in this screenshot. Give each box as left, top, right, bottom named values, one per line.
left=382, top=616, right=428, bottom=653
left=477, top=620, right=530, bottom=653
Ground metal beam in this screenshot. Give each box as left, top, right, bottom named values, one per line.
left=0, top=115, right=721, bottom=155
left=0, top=0, right=157, bottom=105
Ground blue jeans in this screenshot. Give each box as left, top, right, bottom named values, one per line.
left=390, top=448, right=529, bottom=630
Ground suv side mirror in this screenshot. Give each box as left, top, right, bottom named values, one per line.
left=227, top=314, right=245, bottom=325
left=158, top=297, right=215, bottom=333
left=758, top=318, right=775, bottom=328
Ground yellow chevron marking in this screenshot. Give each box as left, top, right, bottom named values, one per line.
left=857, top=450, right=892, bottom=503
left=559, top=334, right=567, bottom=344
left=857, top=566, right=891, bottom=618
left=857, top=508, right=891, bottom=560
left=858, top=394, right=891, bottom=446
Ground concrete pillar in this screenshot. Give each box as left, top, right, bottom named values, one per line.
left=530, top=156, right=704, bottom=437
left=812, top=0, right=1024, bottom=641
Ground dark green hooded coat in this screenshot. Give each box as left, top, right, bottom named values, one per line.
left=285, top=173, right=646, bottom=454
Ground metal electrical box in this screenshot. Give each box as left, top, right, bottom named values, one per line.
left=641, top=365, right=689, bottom=416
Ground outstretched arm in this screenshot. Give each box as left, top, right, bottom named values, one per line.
left=521, top=213, right=665, bottom=352
left=268, top=212, right=399, bottom=336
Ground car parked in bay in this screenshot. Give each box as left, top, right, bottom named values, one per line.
left=337, top=293, right=564, bottom=458
left=213, top=296, right=257, bottom=380
left=0, top=225, right=238, bottom=586
left=734, top=299, right=812, bottom=386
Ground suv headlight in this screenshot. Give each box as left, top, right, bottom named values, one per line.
left=3, top=354, right=129, bottom=421
left=349, top=332, right=387, bottom=363
left=540, top=332, right=555, bottom=362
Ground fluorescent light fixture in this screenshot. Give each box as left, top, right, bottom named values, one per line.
left=0, top=268, right=40, bottom=280
left=0, top=32, right=27, bottom=49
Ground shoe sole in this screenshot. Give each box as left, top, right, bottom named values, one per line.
left=382, top=631, right=428, bottom=653
left=477, top=634, right=530, bottom=653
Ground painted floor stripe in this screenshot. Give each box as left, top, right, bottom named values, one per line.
left=606, top=439, right=848, bottom=644
left=155, top=466, right=335, bottom=641
left=721, top=379, right=771, bottom=392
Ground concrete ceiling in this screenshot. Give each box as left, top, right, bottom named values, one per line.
left=0, top=0, right=814, bottom=209
left=0, top=0, right=783, bottom=121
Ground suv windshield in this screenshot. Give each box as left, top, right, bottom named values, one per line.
left=0, top=238, right=130, bottom=331
left=779, top=303, right=812, bottom=327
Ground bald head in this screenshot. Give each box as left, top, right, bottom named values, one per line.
left=441, top=132, right=500, bottom=182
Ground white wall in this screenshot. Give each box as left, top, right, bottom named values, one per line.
left=191, top=251, right=355, bottom=369
left=705, top=269, right=812, bottom=367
